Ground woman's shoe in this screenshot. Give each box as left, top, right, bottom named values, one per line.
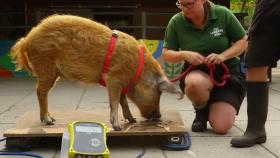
left=191, top=107, right=208, bottom=132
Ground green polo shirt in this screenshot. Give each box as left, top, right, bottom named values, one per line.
left=163, top=2, right=246, bottom=68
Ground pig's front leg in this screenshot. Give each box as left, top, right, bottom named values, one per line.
left=120, top=93, right=136, bottom=123
left=109, top=102, right=121, bottom=131
left=108, top=85, right=122, bottom=131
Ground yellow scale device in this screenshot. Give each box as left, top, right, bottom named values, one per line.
left=60, top=121, right=110, bottom=158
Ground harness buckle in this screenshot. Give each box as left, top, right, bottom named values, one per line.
left=112, top=30, right=119, bottom=37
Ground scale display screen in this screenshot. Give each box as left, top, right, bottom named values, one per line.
left=75, top=125, right=102, bottom=133
left=67, top=122, right=109, bottom=158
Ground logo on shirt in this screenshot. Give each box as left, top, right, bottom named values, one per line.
left=210, top=27, right=223, bottom=37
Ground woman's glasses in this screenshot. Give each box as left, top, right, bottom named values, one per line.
left=176, top=0, right=197, bottom=9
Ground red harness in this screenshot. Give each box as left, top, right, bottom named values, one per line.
left=99, top=30, right=145, bottom=94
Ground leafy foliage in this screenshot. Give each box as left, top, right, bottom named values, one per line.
left=230, top=0, right=257, bottom=27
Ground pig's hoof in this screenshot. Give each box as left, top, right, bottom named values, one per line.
left=41, top=119, right=55, bottom=125
left=44, top=118, right=55, bottom=125
left=147, top=118, right=161, bottom=122
left=152, top=118, right=161, bottom=122
left=51, top=117, right=56, bottom=122
left=113, top=126, right=122, bottom=131
left=41, top=115, right=56, bottom=125
left=46, top=121, right=55, bottom=125
left=129, top=118, right=137, bottom=123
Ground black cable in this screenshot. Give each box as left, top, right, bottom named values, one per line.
left=136, top=146, right=146, bottom=158
left=136, top=137, right=146, bottom=158
left=0, top=138, right=6, bottom=142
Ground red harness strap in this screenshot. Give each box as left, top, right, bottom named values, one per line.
left=99, top=30, right=119, bottom=86
left=170, top=63, right=230, bottom=87
left=208, top=63, right=230, bottom=87
left=99, top=30, right=145, bottom=94
left=169, top=65, right=195, bottom=83
left=122, top=46, right=145, bottom=93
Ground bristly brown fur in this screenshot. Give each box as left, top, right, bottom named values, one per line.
left=10, top=38, right=32, bottom=73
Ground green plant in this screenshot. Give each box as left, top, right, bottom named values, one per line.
left=231, top=0, right=257, bottom=28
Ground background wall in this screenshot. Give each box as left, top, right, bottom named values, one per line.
left=0, top=39, right=181, bottom=78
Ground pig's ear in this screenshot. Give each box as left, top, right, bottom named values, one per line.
left=159, top=79, right=184, bottom=99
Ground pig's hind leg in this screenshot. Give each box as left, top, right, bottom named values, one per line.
left=120, top=93, right=136, bottom=123
left=36, top=69, right=59, bottom=125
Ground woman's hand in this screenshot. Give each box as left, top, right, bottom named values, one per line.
left=182, top=51, right=205, bottom=65
left=205, top=53, right=225, bottom=65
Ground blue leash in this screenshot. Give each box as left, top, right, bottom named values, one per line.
left=0, top=137, right=44, bottom=158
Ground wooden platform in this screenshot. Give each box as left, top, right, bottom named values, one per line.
left=4, top=108, right=187, bottom=138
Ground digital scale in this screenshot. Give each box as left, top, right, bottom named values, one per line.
left=4, top=110, right=191, bottom=156
left=60, top=121, right=110, bottom=158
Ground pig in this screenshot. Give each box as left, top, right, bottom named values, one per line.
left=10, top=14, right=183, bottom=131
